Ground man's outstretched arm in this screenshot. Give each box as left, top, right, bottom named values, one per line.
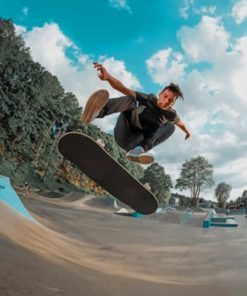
left=175, top=119, right=191, bottom=140
left=93, top=62, right=136, bottom=98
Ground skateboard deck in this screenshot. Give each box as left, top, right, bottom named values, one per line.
left=57, top=132, right=158, bottom=215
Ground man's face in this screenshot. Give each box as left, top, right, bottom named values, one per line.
left=157, top=89, right=177, bottom=109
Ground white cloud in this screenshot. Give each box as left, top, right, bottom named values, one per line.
left=146, top=48, right=187, bottom=85
left=232, top=0, right=247, bottom=24
left=14, top=24, right=27, bottom=35
left=180, top=1, right=216, bottom=19
left=23, top=23, right=75, bottom=73
left=100, top=57, right=141, bottom=90
left=178, top=16, right=229, bottom=63
left=109, top=0, right=132, bottom=14
left=231, top=36, right=247, bottom=103
left=179, top=0, right=195, bottom=19
left=215, top=157, right=247, bottom=190
left=192, top=6, right=216, bottom=16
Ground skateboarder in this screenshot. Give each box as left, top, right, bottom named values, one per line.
left=81, top=62, right=191, bottom=164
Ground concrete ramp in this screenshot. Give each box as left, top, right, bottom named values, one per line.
left=0, top=175, right=36, bottom=222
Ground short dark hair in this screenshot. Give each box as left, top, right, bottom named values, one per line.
left=162, top=82, right=184, bottom=99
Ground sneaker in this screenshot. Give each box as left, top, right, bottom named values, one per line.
left=81, top=89, right=109, bottom=125
left=126, top=146, right=154, bottom=165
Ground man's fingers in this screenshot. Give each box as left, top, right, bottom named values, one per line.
left=93, top=62, right=102, bottom=68
left=93, top=62, right=107, bottom=80
left=93, top=62, right=105, bottom=74
left=94, top=65, right=103, bottom=72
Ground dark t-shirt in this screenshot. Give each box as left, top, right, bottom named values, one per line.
left=135, top=92, right=180, bottom=132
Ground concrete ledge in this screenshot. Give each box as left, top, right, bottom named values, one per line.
left=211, top=217, right=235, bottom=223
left=211, top=218, right=238, bottom=227
left=202, top=210, right=238, bottom=228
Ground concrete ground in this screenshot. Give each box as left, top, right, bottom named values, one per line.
left=0, top=192, right=247, bottom=296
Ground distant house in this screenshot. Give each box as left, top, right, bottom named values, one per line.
left=169, top=193, right=190, bottom=207
left=198, top=199, right=212, bottom=208
left=169, top=195, right=180, bottom=206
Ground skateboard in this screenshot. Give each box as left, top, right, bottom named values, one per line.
left=57, top=132, right=158, bottom=214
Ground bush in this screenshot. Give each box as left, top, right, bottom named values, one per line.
left=0, top=156, right=15, bottom=179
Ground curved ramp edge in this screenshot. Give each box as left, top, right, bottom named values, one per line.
left=0, top=175, right=36, bottom=223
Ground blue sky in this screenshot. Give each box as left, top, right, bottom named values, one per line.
left=1, top=0, right=247, bottom=200
left=1, top=0, right=235, bottom=92
left=1, top=0, right=183, bottom=91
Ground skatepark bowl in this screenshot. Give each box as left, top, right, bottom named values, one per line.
left=1, top=175, right=247, bottom=296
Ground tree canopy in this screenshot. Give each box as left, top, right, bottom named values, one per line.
left=175, top=156, right=214, bottom=206
left=141, top=162, right=173, bottom=203
left=215, top=182, right=232, bottom=208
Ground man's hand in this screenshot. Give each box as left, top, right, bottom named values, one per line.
left=184, top=131, right=191, bottom=140
left=175, top=120, right=191, bottom=141
left=93, top=62, right=110, bottom=81
left=93, top=62, right=136, bottom=98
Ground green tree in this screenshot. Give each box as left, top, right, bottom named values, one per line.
left=235, top=190, right=247, bottom=207
left=242, top=190, right=247, bottom=206
left=141, top=162, right=172, bottom=203
left=175, top=156, right=214, bottom=207
left=215, top=182, right=232, bottom=208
